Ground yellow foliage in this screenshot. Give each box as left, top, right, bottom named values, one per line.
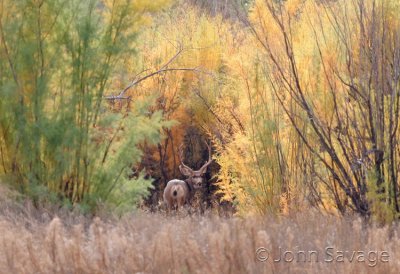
left=105, top=0, right=400, bottom=216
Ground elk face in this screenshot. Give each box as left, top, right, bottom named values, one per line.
left=179, top=166, right=207, bottom=189
left=179, top=141, right=213, bottom=189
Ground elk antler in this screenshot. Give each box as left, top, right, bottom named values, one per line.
left=178, top=144, right=194, bottom=173
left=199, top=141, right=213, bottom=174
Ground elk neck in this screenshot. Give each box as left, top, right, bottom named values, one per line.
left=184, top=178, right=194, bottom=192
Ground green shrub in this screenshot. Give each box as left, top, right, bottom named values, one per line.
left=0, top=0, right=171, bottom=212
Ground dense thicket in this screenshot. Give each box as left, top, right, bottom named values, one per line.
left=1, top=0, right=399, bottom=221
left=0, top=0, right=172, bottom=212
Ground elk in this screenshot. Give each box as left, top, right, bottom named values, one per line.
left=163, top=142, right=213, bottom=211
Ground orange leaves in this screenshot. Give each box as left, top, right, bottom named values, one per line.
left=286, top=0, right=304, bottom=17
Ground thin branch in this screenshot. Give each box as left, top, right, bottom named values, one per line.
left=104, top=45, right=214, bottom=100
left=104, top=67, right=211, bottom=100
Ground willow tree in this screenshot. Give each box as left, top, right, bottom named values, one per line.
left=0, top=0, right=172, bottom=212
left=249, top=0, right=400, bottom=220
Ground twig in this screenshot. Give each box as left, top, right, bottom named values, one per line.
left=104, top=44, right=214, bottom=100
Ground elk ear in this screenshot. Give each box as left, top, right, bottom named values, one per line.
left=179, top=165, right=193, bottom=177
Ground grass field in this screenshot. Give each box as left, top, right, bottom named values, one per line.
left=0, top=205, right=398, bottom=274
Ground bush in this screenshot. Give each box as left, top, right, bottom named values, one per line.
left=0, top=0, right=171, bottom=212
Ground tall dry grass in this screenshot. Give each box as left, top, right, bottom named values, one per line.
left=0, top=205, right=399, bottom=274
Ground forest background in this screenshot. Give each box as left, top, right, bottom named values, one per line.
left=0, top=0, right=400, bottom=225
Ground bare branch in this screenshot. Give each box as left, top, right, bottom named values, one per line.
left=104, top=45, right=214, bottom=100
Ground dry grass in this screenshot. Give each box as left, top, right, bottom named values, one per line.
left=0, top=205, right=399, bottom=274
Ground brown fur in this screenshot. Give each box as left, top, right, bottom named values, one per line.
left=163, top=179, right=192, bottom=210
left=163, top=142, right=213, bottom=211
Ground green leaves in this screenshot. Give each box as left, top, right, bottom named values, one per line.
left=0, top=0, right=171, bottom=213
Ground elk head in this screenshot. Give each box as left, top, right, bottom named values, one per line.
left=163, top=141, right=213, bottom=211
left=178, top=141, right=213, bottom=189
